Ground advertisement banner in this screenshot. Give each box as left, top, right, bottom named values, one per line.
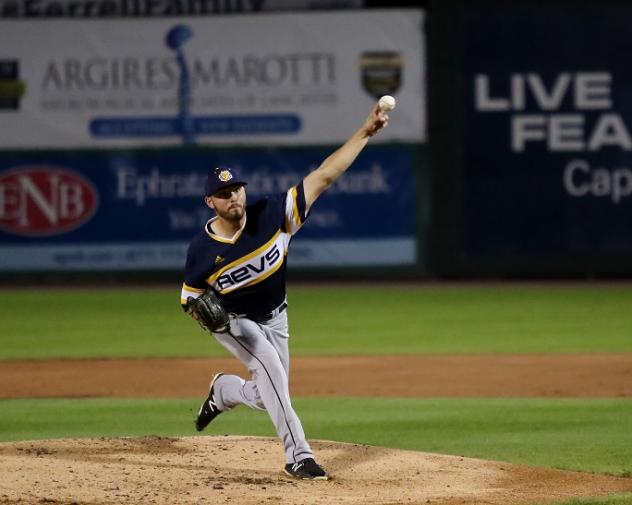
left=0, top=0, right=364, bottom=18
left=0, top=10, right=425, bottom=148
left=461, top=5, right=632, bottom=257
left=0, top=146, right=419, bottom=270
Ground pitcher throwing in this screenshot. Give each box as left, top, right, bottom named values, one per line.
left=180, top=102, right=390, bottom=480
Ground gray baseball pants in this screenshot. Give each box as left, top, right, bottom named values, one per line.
left=210, top=310, right=314, bottom=464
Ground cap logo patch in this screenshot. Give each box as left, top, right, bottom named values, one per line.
left=218, top=170, right=233, bottom=182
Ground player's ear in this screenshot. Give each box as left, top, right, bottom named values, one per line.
left=205, top=196, right=215, bottom=210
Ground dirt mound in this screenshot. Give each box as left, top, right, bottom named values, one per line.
left=1, top=436, right=630, bottom=505
left=3, top=354, right=632, bottom=399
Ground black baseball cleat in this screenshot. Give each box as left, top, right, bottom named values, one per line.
left=195, top=373, right=225, bottom=432
left=284, top=458, right=330, bottom=480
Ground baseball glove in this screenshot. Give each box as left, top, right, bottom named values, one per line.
left=187, top=289, right=230, bottom=333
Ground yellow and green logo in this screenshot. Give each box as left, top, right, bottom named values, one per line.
left=0, top=60, right=26, bottom=110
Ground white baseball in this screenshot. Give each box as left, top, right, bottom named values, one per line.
left=378, top=95, right=396, bottom=112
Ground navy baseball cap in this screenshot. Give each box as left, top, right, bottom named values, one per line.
left=205, top=167, right=248, bottom=196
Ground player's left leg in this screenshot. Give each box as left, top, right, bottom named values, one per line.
left=258, top=312, right=329, bottom=480
left=212, top=310, right=291, bottom=411
left=260, top=308, right=290, bottom=375
left=210, top=314, right=314, bottom=464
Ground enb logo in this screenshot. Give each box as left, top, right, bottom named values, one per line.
left=0, top=166, right=98, bottom=237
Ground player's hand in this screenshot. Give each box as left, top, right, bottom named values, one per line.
left=188, top=307, right=201, bottom=321
left=363, top=104, right=389, bottom=137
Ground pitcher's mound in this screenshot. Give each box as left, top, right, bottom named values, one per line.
left=1, top=436, right=630, bottom=505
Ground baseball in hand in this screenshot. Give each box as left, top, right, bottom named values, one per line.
left=378, top=95, right=396, bottom=112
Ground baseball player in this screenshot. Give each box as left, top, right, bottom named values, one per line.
left=180, top=103, right=389, bottom=480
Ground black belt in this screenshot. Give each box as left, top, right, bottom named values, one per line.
left=252, top=301, right=287, bottom=323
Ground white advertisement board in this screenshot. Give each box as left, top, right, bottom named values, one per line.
left=0, top=10, right=425, bottom=148
left=0, top=0, right=364, bottom=17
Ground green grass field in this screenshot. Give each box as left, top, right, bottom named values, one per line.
left=1, top=284, right=632, bottom=359
left=1, top=284, right=631, bottom=504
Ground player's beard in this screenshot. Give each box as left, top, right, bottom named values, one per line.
left=217, top=204, right=245, bottom=222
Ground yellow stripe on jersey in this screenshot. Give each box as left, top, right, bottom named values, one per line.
left=206, top=229, right=282, bottom=285
left=180, top=283, right=206, bottom=304
left=284, top=211, right=291, bottom=235
left=219, top=255, right=285, bottom=294
left=183, top=283, right=205, bottom=293
left=291, top=186, right=302, bottom=226
left=284, top=186, right=302, bottom=235
left=208, top=233, right=236, bottom=244
left=205, top=216, right=246, bottom=244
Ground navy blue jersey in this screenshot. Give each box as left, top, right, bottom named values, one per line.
left=181, top=181, right=309, bottom=319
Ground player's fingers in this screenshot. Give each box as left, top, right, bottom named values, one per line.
left=373, top=113, right=386, bottom=127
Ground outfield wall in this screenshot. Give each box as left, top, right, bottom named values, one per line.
left=0, top=10, right=426, bottom=274
left=2, top=2, right=632, bottom=279
left=0, top=145, right=421, bottom=270
left=427, top=0, right=632, bottom=277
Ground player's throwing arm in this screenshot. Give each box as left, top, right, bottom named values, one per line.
left=302, top=96, right=393, bottom=212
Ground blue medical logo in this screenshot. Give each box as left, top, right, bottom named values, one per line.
left=166, top=25, right=195, bottom=145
